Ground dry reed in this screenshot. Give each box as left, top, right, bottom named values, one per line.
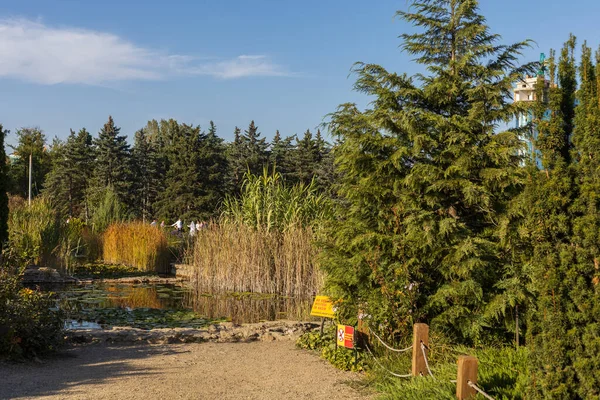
left=102, top=222, right=169, bottom=273
left=191, top=222, right=323, bottom=297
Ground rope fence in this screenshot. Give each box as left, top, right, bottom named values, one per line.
left=420, top=342, right=435, bottom=379
left=364, top=342, right=412, bottom=378
left=370, top=330, right=413, bottom=353
left=468, top=381, right=496, bottom=400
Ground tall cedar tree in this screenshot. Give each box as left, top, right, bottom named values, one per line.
left=322, top=0, right=535, bottom=342
left=131, top=128, right=160, bottom=221
left=0, top=124, right=9, bottom=245
left=91, top=116, right=131, bottom=207
left=8, top=127, right=51, bottom=198
left=523, top=38, right=580, bottom=399
left=155, top=123, right=205, bottom=221
left=44, top=128, right=94, bottom=218
left=556, top=40, right=600, bottom=399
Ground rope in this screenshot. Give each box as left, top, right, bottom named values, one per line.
left=468, top=381, right=496, bottom=400
left=420, top=342, right=435, bottom=379
left=370, top=330, right=413, bottom=353
left=364, top=343, right=412, bottom=378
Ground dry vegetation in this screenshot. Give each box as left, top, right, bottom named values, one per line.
left=191, top=222, right=322, bottom=297
left=102, top=222, right=169, bottom=273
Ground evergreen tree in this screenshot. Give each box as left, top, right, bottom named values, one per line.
left=290, top=130, right=319, bottom=185
left=322, top=0, right=536, bottom=342
left=269, top=130, right=295, bottom=180
left=131, top=128, right=160, bottom=221
left=90, top=116, right=131, bottom=208
left=44, top=128, right=94, bottom=219
left=0, top=124, right=9, bottom=246
left=241, top=120, right=269, bottom=176
left=196, top=121, right=229, bottom=218
left=8, top=127, right=51, bottom=198
left=522, top=39, right=580, bottom=399
left=226, top=127, right=245, bottom=192
left=155, top=123, right=204, bottom=221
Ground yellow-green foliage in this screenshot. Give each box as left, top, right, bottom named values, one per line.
left=221, top=168, right=331, bottom=232
left=8, top=197, right=60, bottom=267
left=192, top=222, right=322, bottom=297
left=102, top=222, right=169, bottom=273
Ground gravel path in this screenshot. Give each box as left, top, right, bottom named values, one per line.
left=0, top=341, right=371, bottom=400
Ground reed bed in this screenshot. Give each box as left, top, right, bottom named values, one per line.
left=191, top=222, right=323, bottom=297
left=102, top=222, right=169, bottom=273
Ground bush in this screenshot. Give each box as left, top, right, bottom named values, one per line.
left=8, top=197, right=61, bottom=269
left=296, top=328, right=367, bottom=372
left=102, top=222, right=169, bottom=273
left=0, top=267, right=64, bottom=359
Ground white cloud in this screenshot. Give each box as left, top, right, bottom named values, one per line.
left=0, top=18, right=290, bottom=84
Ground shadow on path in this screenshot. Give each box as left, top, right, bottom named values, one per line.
left=0, top=344, right=186, bottom=399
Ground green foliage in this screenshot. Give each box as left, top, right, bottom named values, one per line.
left=91, top=116, right=132, bottom=207
left=44, top=128, right=94, bottom=219
left=131, top=128, right=160, bottom=221
left=221, top=168, right=331, bottom=231
left=88, top=186, right=127, bottom=234
left=374, top=345, right=529, bottom=400
left=0, top=267, right=64, bottom=359
left=296, top=329, right=366, bottom=372
left=0, top=124, right=9, bottom=245
left=7, top=127, right=52, bottom=198
left=8, top=197, right=61, bottom=268
left=321, top=0, right=536, bottom=344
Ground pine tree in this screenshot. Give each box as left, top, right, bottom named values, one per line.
left=322, top=0, right=536, bottom=342
left=0, top=124, right=9, bottom=246
left=90, top=116, right=131, bottom=208
left=290, top=130, right=319, bottom=185
left=45, top=128, right=94, bottom=219
left=196, top=121, right=229, bottom=218
left=226, top=127, right=245, bottom=192
left=269, top=130, right=295, bottom=180
left=131, top=128, right=160, bottom=221
left=155, top=123, right=205, bottom=221
left=8, top=127, right=51, bottom=198
left=241, top=120, right=269, bottom=176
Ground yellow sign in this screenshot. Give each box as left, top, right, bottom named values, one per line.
left=310, top=295, right=335, bottom=318
left=336, top=325, right=355, bottom=349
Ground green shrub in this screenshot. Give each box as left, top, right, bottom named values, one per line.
left=8, top=197, right=61, bottom=269
left=296, top=328, right=367, bottom=372
left=0, top=267, right=64, bottom=359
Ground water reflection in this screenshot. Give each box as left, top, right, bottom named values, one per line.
left=46, top=282, right=313, bottom=325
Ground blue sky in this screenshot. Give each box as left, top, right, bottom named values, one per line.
left=1, top=0, right=598, bottom=147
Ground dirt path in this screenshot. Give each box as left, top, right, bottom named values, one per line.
left=0, top=341, right=371, bottom=400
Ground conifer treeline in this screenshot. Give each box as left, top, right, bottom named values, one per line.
left=4, top=119, right=333, bottom=223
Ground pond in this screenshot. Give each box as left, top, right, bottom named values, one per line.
left=42, top=282, right=313, bottom=330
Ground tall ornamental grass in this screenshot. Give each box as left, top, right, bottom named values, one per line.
left=221, top=168, right=331, bottom=231
left=102, top=222, right=169, bottom=273
left=8, top=197, right=60, bottom=268
left=192, top=222, right=322, bottom=297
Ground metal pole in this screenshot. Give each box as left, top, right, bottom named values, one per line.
left=28, top=153, right=32, bottom=206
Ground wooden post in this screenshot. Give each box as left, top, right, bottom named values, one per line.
left=456, top=356, right=478, bottom=400
left=411, top=323, right=429, bottom=376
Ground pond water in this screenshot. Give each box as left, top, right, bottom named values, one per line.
left=42, top=282, right=313, bottom=330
